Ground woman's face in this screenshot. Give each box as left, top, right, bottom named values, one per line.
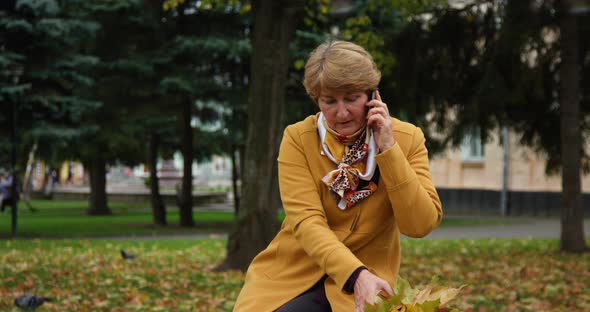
left=318, top=89, right=369, bottom=136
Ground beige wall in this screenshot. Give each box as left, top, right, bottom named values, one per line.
left=429, top=129, right=590, bottom=192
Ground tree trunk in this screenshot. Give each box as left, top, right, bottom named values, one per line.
left=239, top=144, right=246, bottom=188
left=87, top=157, right=111, bottom=215
left=149, top=133, right=167, bottom=225
left=558, top=0, right=587, bottom=253
left=179, top=99, right=194, bottom=227
left=230, top=143, right=240, bottom=216
left=217, top=0, right=304, bottom=272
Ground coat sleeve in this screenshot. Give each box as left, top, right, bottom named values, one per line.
left=277, top=126, right=364, bottom=290
left=374, top=126, right=443, bottom=238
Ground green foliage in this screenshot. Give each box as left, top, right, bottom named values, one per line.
left=62, top=0, right=155, bottom=166
left=0, top=0, right=101, bottom=167
left=156, top=1, right=252, bottom=163
left=348, top=0, right=445, bottom=17
left=339, top=0, right=448, bottom=75
left=16, top=0, right=60, bottom=16
left=302, top=0, right=330, bottom=33
left=393, top=0, right=590, bottom=172
left=163, top=0, right=250, bottom=13
left=294, top=0, right=450, bottom=154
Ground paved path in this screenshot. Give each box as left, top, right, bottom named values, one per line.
left=111, top=215, right=590, bottom=241
left=52, top=186, right=590, bottom=240
left=424, top=217, right=590, bottom=239
left=195, top=201, right=590, bottom=240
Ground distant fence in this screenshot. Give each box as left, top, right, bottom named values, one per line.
left=437, top=188, right=590, bottom=216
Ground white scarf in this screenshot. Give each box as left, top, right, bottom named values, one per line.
left=317, top=113, right=378, bottom=209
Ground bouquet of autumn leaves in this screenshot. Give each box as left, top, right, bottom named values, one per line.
left=365, top=276, right=465, bottom=312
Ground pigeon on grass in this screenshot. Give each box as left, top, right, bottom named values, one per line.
left=14, top=294, right=52, bottom=311
left=120, top=249, right=136, bottom=260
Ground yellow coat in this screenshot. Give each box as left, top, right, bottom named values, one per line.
left=234, top=114, right=442, bottom=312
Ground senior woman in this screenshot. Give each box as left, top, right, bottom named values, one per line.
left=233, top=40, right=442, bottom=312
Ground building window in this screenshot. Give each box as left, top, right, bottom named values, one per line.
left=461, top=127, right=485, bottom=162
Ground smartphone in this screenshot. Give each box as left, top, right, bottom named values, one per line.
left=365, top=90, right=376, bottom=117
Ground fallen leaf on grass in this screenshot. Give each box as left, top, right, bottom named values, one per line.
left=0, top=239, right=588, bottom=311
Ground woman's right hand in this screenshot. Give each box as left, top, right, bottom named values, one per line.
left=353, top=270, right=394, bottom=312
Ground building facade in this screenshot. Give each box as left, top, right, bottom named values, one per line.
left=430, top=128, right=590, bottom=216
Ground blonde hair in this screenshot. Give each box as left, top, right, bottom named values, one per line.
left=303, top=40, right=381, bottom=103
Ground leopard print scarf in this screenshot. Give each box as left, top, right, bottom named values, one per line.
left=318, top=113, right=378, bottom=210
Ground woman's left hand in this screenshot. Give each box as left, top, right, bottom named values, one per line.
left=366, top=90, right=395, bottom=152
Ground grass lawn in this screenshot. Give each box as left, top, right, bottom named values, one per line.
left=0, top=238, right=588, bottom=311
left=1, top=200, right=520, bottom=239
left=0, top=200, right=234, bottom=239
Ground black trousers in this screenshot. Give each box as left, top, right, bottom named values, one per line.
left=275, top=278, right=332, bottom=312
